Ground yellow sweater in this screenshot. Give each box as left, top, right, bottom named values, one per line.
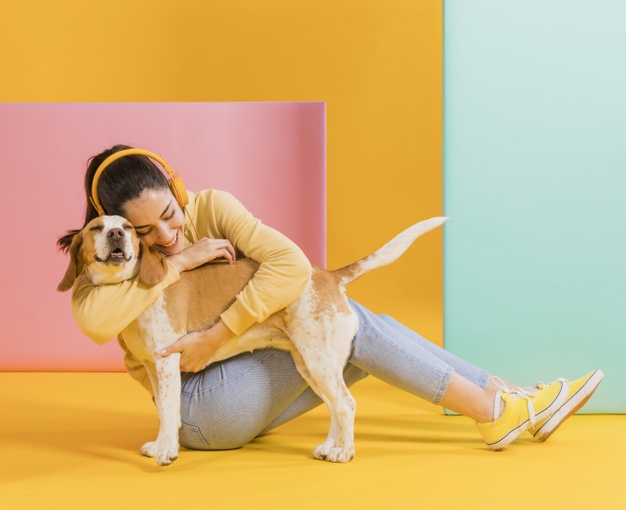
left=71, top=189, right=311, bottom=390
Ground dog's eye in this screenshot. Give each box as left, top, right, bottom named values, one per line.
left=123, top=224, right=135, bottom=231
left=89, top=226, right=104, bottom=232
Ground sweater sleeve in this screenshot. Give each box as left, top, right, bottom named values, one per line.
left=118, top=334, right=155, bottom=397
left=71, top=260, right=181, bottom=345
left=201, top=190, right=312, bottom=335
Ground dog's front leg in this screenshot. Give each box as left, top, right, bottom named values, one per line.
left=140, top=353, right=182, bottom=466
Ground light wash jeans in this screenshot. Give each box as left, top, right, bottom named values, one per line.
left=178, top=300, right=489, bottom=450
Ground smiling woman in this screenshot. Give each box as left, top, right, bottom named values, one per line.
left=125, top=190, right=185, bottom=253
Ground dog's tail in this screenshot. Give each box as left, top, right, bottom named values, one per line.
left=332, top=217, right=448, bottom=287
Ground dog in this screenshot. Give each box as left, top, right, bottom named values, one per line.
left=58, top=214, right=446, bottom=466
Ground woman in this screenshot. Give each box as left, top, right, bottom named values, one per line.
left=58, top=145, right=602, bottom=453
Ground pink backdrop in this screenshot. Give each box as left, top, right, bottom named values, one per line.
left=0, top=103, right=326, bottom=371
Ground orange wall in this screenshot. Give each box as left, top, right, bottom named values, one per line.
left=0, top=0, right=443, bottom=344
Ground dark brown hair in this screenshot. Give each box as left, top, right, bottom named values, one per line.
left=56, top=145, right=170, bottom=252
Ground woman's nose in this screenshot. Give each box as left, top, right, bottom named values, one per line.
left=154, top=226, right=170, bottom=243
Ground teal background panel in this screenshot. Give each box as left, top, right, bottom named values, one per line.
left=443, top=0, right=626, bottom=412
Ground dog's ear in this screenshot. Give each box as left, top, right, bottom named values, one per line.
left=57, top=231, right=85, bottom=292
left=139, top=241, right=169, bottom=286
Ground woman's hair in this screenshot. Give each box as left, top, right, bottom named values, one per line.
left=56, top=144, right=170, bottom=252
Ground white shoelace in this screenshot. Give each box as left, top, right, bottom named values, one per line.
left=492, top=376, right=539, bottom=426
left=536, top=377, right=567, bottom=389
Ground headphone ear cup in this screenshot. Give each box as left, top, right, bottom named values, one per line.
left=169, top=176, right=189, bottom=209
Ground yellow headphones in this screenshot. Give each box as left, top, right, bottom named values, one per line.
left=90, top=148, right=189, bottom=216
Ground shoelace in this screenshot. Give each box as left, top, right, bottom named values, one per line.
left=491, top=376, right=539, bottom=426
left=536, top=377, right=567, bottom=389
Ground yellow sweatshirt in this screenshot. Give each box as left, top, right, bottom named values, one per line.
left=71, top=189, right=311, bottom=389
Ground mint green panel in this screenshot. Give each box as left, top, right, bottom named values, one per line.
left=443, top=0, right=626, bottom=412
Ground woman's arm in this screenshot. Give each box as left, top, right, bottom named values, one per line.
left=71, top=260, right=181, bottom=345
left=160, top=319, right=235, bottom=372
left=207, top=190, right=312, bottom=335
left=118, top=334, right=154, bottom=395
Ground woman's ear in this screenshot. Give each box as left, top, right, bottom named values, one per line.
left=57, top=232, right=84, bottom=292
left=138, top=241, right=169, bottom=286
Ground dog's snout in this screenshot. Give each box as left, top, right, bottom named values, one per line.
left=107, top=228, right=125, bottom=240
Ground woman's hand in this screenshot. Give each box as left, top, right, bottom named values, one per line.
left=159, top=320, right=236, bottom=372
left=168, top=238, right=236, bottom=272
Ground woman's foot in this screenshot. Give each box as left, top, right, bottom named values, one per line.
left=475, top=378, right=568, bottom=450
left=529, top=369, right=604, bottom=442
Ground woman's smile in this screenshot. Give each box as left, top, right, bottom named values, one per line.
left=157, top=230, right=181, bottom=252
left=122, top=188, right=185, bottom=255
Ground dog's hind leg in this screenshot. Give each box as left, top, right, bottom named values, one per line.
left=140, top=353, right=182, bottom=466
left=290, top=347, right=357, bottom=463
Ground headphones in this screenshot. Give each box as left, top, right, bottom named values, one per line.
left=89, top=148, right=189, bottom=216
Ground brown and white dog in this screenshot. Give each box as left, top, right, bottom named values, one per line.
left=58, top=215, right=446, bottom=466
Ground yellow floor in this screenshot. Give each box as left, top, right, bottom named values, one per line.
left=1, top=373, right=623, bottom=509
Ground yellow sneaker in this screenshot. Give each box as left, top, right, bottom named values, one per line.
left=476, top=379, right=568, bottom=450
left=530, top=369, right=604, bottom=442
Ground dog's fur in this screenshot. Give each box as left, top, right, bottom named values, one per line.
left=58, top=215, right=446, bottom=466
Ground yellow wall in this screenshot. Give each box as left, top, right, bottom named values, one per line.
left=1, top=0, right=443, bottom=343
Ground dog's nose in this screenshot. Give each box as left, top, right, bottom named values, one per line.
left=107, top=228, right=125, bottom=240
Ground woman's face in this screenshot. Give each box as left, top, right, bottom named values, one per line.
left=122, top=188, right=185, bottom=256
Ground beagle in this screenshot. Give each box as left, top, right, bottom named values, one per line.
left=58, top=215, right=446, bottom=466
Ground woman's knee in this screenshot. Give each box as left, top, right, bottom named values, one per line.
left=179, top=421, right=258, bottom=451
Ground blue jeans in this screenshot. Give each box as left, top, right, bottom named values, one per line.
left=178, top=300, right=489, bottom=450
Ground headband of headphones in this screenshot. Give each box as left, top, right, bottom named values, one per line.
left=89, top=148, right=189, bottom=216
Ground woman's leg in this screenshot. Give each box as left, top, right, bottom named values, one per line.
left=265, top=300, right=495, bottom=432
left=346, top=300, right=497, bottom=421
left=259, top=363, right=368, bottom=433
left=346, top=301, right=571, bottom=429
left=179, top=349, right=310, bottom=450
left=179, top=347, right=369, bottom=450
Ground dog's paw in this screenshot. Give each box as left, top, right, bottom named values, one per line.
left=312, top=440, right=333, bottom=461
left=140, top=441, right=158, bottom=458
left=325, top=446, right=355, bottom=463
left=140, top=440, right=179, bottom=466
left=312, top=442, right=354, bottom=463
left=156, top=446, right=179, bottom=467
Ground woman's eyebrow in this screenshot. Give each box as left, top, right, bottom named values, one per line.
left=133, top=201, right=173, bottom=230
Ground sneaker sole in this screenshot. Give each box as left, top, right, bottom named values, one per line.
left=486, top=381, right=569, bottom=451
left=532, top=369, right=604, bottom=442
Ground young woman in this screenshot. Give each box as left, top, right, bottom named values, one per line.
left=58, top=145, right=602, bottom=453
